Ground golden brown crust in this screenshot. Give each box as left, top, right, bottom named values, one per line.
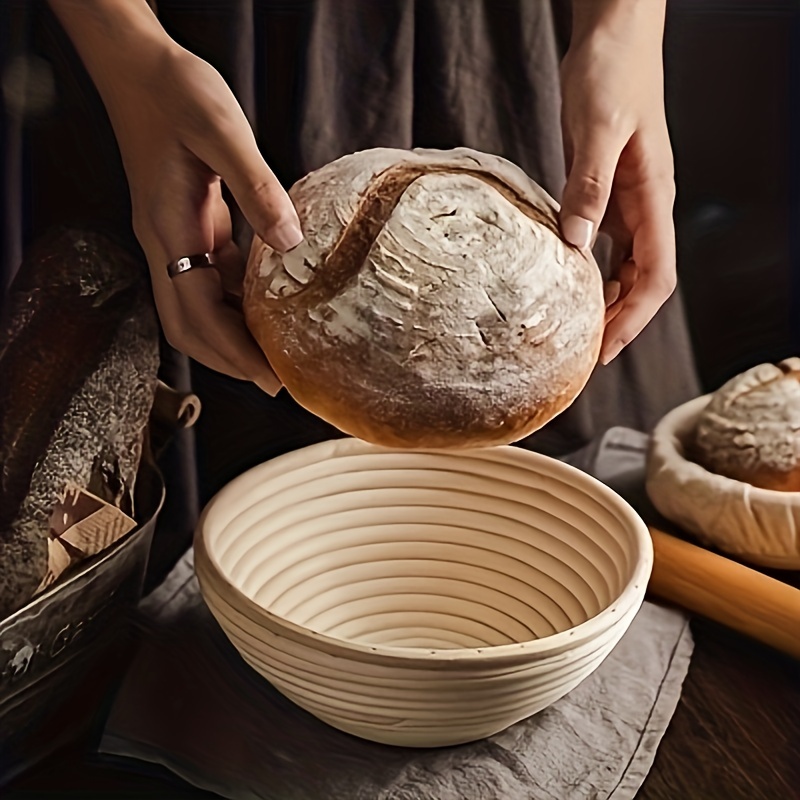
left=692, top=358, right=800, bottom=491
left=739, top=467, right=800, bottom=493
left=253, top=313, right=591, bottom=449
left=244, top=147, right=605, bottom=449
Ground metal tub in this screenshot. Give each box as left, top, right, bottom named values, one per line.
left=0, top=459, right=165, bottom=782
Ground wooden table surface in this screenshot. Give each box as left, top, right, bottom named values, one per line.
left=4, top=589, right=799, bottom=800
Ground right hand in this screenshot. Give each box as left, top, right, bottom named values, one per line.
left=104, top=46, right=302, bottom=395
left=559, top=1, right=676, bottom=366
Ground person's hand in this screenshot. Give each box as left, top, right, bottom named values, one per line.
left=49, top=1, right=302, bottom=395
left=560, top=1, right=675, bottom=365
left=113, top=47, right=302, bottom=394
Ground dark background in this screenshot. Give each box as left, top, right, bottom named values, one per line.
left=665, top=1, right=799, bottom=390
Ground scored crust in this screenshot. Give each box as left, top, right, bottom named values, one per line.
left=244, top=147, right=605, bottom=448
left=692, top=358, right=800, bottom=491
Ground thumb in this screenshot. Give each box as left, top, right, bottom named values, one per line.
left=560, top=135, right=622, bottom=250
left=190, top=122, right=304, bottom=254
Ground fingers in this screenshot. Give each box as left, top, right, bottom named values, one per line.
left=212, top=239, right=246, bottom=309
left=209, top=195, right=246, bottom=307
left=603, top=280, right=622, bottom=309
left=566, top=121, right=676, bottom=365
left=560, top=127, right=625, bottom=250
left=558, top=31, right=675, bottom=364
left=185, top=88, right=304, bottom=254
left=600, top=208, right=676, bottom=365
left=170, top=263, right=282, bottom=396
left=604, top=261, right=637, bottom=326
left=136, top=185, right=282, bottom=395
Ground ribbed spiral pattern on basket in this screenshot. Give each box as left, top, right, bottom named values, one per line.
left=195, top=439, right=652, bottom=748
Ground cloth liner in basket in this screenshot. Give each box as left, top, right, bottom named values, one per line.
left=646, top=395, right=800, bottom=569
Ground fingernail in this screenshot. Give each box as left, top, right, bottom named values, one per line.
left=600, top=339, right=625, bottom=366
left=267, top=219, right=304, bottom=253
left=561, top=215, right=594, bottom=250
left=253, top=375, right=282, bottom=397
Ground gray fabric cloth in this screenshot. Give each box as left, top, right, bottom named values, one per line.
left=99, top=428, right=693, bottom=800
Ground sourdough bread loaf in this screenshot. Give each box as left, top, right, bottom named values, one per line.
left=692, top=358, right=800, bottom=491
left=244, top=147, right=605, bottom=448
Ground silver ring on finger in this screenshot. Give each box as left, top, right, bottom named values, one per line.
left=166, top=252, right=217, bottom=279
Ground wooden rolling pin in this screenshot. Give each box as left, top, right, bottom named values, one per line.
left=648, top=527, right=800, bottom=660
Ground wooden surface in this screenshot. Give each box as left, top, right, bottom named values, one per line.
left=4, top=590, right=799, bottom=800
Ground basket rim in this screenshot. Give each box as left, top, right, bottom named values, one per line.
left=194, top=439, right=653, bottom=665
left=651, top=393, right=800, bottom=502
left=646, top=393, right=800, bottom=566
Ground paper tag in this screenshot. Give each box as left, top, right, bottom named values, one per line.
left=37, top=539, right=73, bottom=593
left=35, top=486, right=137, bottom=594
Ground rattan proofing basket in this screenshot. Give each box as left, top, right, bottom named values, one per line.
left=195, top=439, right=652, bottom=747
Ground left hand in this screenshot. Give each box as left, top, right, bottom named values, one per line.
left=559, top=5, right=676, bottom=365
